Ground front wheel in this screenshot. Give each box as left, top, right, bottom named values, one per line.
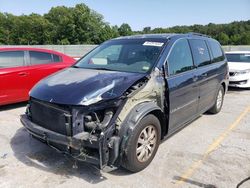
left=208, top=85, right=225, bottom=114
left=122, top=114, right=161, bottom=172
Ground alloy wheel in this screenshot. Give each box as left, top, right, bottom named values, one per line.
left=136, top=125, right=157, bottom=162
left=216, top=89, right=223, bottom=109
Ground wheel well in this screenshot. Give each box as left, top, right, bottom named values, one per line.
left=149, top=110, right=167, bottom=140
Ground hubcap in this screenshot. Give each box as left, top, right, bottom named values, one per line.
left=136, top=125, right=157, bottom=162
left=216, top=89, right=223, bottom=109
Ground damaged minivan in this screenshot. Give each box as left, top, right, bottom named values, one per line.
left=21, top=33, right=228, bottom=172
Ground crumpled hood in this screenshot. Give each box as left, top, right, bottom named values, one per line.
left=30, top=68, right=146, bottom=105
left=228, top=62, right=250, bottom=71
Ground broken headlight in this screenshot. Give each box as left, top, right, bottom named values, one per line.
left=72, top=99, right=122, bottom=135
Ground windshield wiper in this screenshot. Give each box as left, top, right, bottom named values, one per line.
left=91, top=67, right=114, bottom=71
left=71, top=66, right=114, bottom=71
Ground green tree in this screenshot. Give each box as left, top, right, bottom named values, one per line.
left=0, top=13, right=5, bottom=44
left=240, top=32, right=250, bottom=45
left=217, top=32, right=229, bottom=45
left=45, top=6, right=76, bottom=44
left=142, top=27, right=151, bottom=34
left=71, top=4, right=117, bottom=44
left=18, top=14, right=53, bottom=45
left=151, top=27, right=169, bottom=33
left=231, top=34, right=241, bottom=45
left=0, top=3, right=250, bottom=45
left=1, top=13, right=16, bottom=44
left=118, top=23, right=133, bottom=36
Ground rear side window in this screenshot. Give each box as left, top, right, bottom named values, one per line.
left=52, top=54, right=62, bottom=62
left=167, top=39, right=194, bottom=76
left=208, top=40, right=225, bottom=63
left=0, top=51, right=24, bottom=68
left=189, top=39, right=211, bottom=67
left=30, top=51, right=53, bottom=65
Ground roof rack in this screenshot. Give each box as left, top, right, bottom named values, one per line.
left=187, top=32, right=211, bottom=38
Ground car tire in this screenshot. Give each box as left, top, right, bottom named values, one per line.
left=122, top=114, right=161, bottom=172
left=208, top=85, right=225, bottom=114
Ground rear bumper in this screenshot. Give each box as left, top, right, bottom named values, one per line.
left=20, top=114, right=102, bottom=166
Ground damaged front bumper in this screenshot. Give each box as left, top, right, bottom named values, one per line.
left=20, top=114, right=120, bottom=169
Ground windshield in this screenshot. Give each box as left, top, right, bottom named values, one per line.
left=74, top=39, right=165, bottom=73
left=226, top=53, right=250, bottom=63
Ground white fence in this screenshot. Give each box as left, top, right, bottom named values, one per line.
left=0, top=45, right=97, bottom=58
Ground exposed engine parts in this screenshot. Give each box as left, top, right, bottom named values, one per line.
left=84, top=110, right=114, bottom=131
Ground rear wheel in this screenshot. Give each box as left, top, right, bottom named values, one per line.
left=122, top=114, right=161, bottom=172
left=208, top=85, right=225, bottom=114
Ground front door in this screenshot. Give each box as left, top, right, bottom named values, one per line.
left=165, top=38, right=199, bottom=132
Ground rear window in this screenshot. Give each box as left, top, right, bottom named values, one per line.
left=208, top=40, right=225, bottom=63
left=52, top=54, right=62, bottom=62
left=189, top=39, right=211, bottom=67
left=30, top=51, right=61, bottom=65
left=226, top=53, right=250, bottom=63
left=0, top=51, right=25, bottom=68
left=30, top=51, right=52, bottom=65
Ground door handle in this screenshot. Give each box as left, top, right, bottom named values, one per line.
left=18, top=72, right=28, bottom=76
left=201, top=73, right=208, bottom=77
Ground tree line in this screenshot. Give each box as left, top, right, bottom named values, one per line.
left=141, top=21, right=250, bottom=45
left=0, top=3, right=249, bottom=45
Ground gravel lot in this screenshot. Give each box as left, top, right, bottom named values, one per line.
left=0, top=88, right=250, bottom=188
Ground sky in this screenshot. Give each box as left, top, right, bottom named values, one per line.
left=0, top=0, right=249, bottom=30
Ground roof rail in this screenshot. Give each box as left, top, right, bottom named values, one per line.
left=187, top=32, right=211, bottom=38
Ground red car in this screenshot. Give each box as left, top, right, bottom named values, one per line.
left=0, top=48, right=76, bottom=106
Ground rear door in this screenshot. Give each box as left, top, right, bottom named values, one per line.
left=189, top=39, right=226, bottom=113
left=166, top=38, right=199, bottom=131
left=0, top=50, right=28, bottom=105
left=189, top=39, right=215, bottom=112
left=25, top=51, right=65, bottom=93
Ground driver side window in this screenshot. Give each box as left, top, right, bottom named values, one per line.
left=167, top=39, right=194, bottom=76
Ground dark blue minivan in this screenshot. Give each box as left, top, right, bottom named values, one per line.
left=21, top=33, right=229, bottom=172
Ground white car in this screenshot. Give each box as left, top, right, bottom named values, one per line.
left=225, top=51, right=250, bottom=88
